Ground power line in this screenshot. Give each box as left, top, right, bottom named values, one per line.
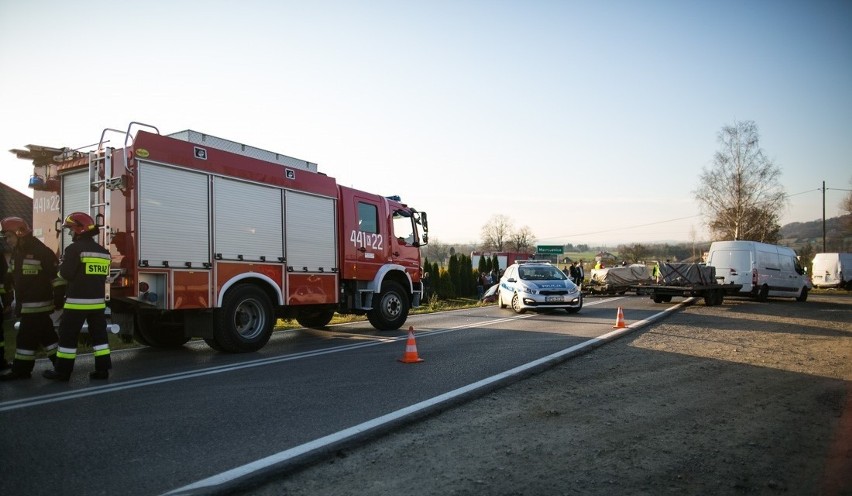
left=538, top=214, right=702, bottom=240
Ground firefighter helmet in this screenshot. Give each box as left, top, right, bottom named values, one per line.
left=63, top=212, right=98, bottom=235
left=0, top=217, right=32, bottom=236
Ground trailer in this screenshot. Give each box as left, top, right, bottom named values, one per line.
left=631, top=263, right=741, bottom=306
left=11, top=122, right=429, bottom=352
left=586, top=264, right=653, bottom=295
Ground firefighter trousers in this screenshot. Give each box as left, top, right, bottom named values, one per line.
left=12, top=312, right=58, bottom=374
left=55, top=309, right=111, bottom=376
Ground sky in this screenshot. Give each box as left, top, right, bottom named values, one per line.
left=1, top=0, right=850, bottom=247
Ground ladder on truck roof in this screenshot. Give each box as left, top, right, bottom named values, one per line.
left=87, top=122, right=160, bottom=248
left=86, top=148, right=122, bottom=249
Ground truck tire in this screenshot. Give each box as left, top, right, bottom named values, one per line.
left=367, top=281, right=409, bottom=331
left=212, top=284, right=274, bottom=352
left=296, top=309, right=335, bottom=329
left=134, top=311, right=191, bottom=348
left=796, top=286, right=809, bottom=302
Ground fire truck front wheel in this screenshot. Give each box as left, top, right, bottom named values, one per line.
left=213, top=284, right=274, bottom=353
left=367, top=281, right=409, bottom=331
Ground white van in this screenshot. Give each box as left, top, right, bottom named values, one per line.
left=811, top=253, right=852, bottom=289
left=706, top=240, right=808, bottom=301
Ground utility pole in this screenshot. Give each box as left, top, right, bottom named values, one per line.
left=822, top=181, right=826, bottom=252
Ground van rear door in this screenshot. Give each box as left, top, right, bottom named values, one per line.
left=708, top=249, right=753, bottom=291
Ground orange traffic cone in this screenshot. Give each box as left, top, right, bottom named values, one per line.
left=398, top=326, right=424, bottom=363
left=612, top=307, right=627, bottom=329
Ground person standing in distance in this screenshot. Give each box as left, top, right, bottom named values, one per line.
left=43, top=212, right=112, bottom=381
left=0, top=217, right=61, bottom=381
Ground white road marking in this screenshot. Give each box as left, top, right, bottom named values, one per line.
left=163, top=299, right=689, bottom=495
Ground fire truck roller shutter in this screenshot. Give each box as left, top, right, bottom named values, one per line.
left=284, top=191, right=337, bottom=273
left=213, top=177, right=283, bottom=262
left=60, top=171, right=90, bottom=252
left=138, top=162, right=210, bottom=267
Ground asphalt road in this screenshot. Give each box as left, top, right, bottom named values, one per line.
left=1, top=294, right=677, bottom=496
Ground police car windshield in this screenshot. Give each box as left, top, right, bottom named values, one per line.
left=518, top=266, right=566, bottom=281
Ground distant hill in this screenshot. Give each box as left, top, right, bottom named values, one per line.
left=779, top=214, right=851, bottom=251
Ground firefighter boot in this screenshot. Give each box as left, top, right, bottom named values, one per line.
left=43, top=353, right=74, bottom=382
left=0, top=369, right=31, bottom=381
left=42, top=369, right=70, bottom=382
left=1, top=354, right=35, bottom=380
left=89, top=370, right=109, bottom=380
left=0, top=344, right=9, bottom=370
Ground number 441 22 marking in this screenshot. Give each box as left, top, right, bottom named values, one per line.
left=350, top=230, right=383, bottom=250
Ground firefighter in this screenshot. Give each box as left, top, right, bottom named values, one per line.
left=1, top=243, right=11, bottom=370
left=0, top=217, right=61, bottom=381
left=43, top=212, right=112, bottom=381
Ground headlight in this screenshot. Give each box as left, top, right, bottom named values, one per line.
left=518, top=285, right=537, bottom=294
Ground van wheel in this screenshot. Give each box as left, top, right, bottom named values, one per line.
left=367, top=281, right=409, bottom=331
left=756, top=285, right=769, bottom=302
left=213, top=284, right=274, bottom=352
left=796, top=286, right=809, bottom=302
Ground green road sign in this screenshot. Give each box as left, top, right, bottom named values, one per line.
left=536, top=245, right=564, bottom=255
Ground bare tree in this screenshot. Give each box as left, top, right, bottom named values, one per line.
left=708, top=206, right=782, bottom=243
left=616, top=243, right=649, bottom=263
left=481, top=215, right=514, bottom=251
left=841, top=178, right=852, bottom=233
left=507, top=226, right=536, bottom=252
left=694, top=120, right=787, bottom=241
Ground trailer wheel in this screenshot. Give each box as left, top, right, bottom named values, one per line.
left=652, top=295, right=664, bottom=303
left=796, top=286, right=809, bottom=302
left=135, top=311, right=191, bottom=348
left=296, top=309, right=335, bottom=329
left=213, top=284, right=274, bottom=352
left=367, top=281, right=409, bottom=331
left=704, top=290, right=724, bottom=306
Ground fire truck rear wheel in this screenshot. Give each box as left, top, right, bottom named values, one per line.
left=213, top=284, right=274, bottom=353
left=367, top=281, right=409, bottom=331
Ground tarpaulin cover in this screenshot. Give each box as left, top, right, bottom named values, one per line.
left=590, top=265, right=653, bottom=286
left=659, top=263, right=716, bottom=286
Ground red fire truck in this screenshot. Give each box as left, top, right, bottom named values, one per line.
left=11, top=122, right=428, bottom=352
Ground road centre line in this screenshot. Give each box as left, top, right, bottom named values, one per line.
left=0, top=297, right=619, bottom=413
left=163, top=298, right=688, bottom=496
left=0, top=312, right=546, bottom=413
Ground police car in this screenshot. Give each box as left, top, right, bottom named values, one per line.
left=497, top=260, right=583, bottom=314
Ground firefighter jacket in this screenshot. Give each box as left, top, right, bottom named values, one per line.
left=1, top=249, right=10, bottom=309
left=60, top=235, right=110, bottom=311
left=8, top=235, right=60, bottom=316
